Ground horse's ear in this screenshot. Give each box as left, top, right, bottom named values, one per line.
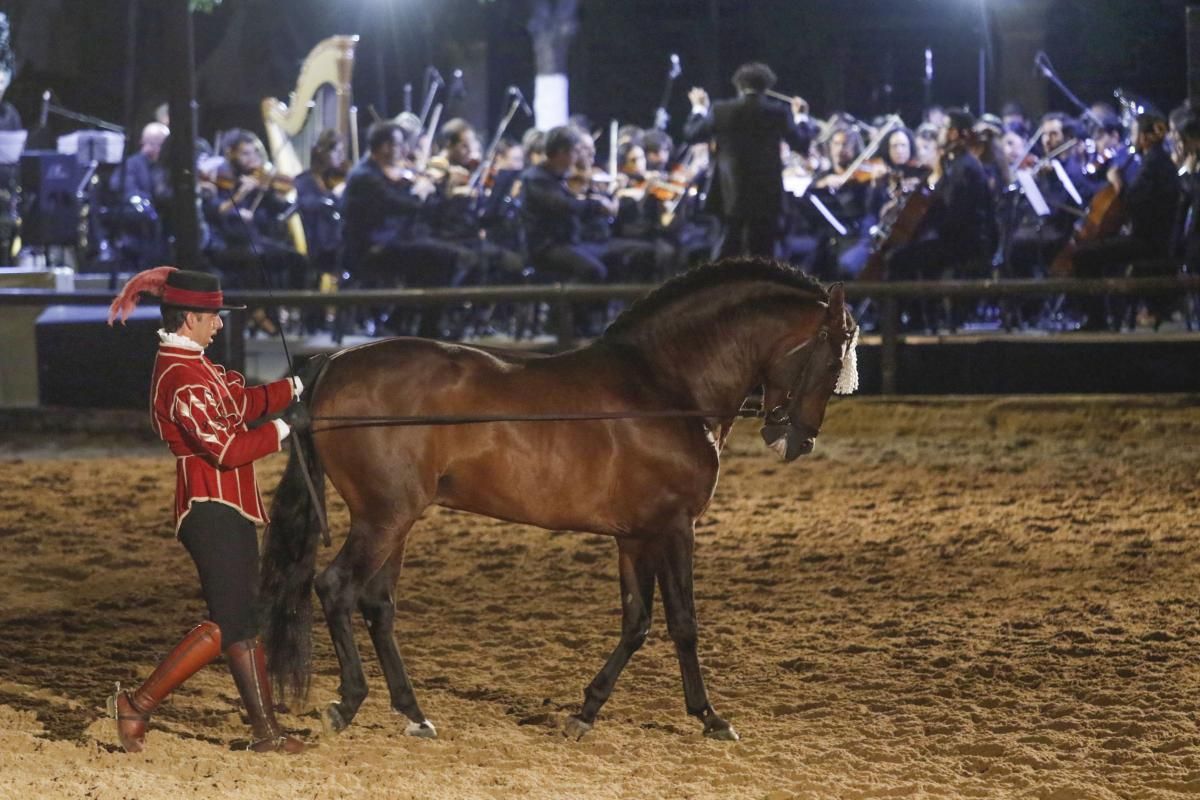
left=828, top=283, right=846, bottom=315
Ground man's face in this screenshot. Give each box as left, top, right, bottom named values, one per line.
left=831, top=132, right=854, bottom=167
left=1002, top=131, right=1025, bottom=165
left=231, top=142, right=261, bottom=174
left=182, top=311, right=223, bottom=348
left=644, top=147, right=667, bottom=171
left=574, top=136, right=596, bottom=170
left=546, top=146, right=574, bottom=175
left=1042, top=120, right=1065, bottom=153
left=622, top=145, right=646, bottom=176
left=936, top=122, right=955, bottom=150
left=449, top=129, right=481, bottom=168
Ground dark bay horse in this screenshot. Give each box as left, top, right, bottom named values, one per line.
left=262, top=258, right=859, bottom=742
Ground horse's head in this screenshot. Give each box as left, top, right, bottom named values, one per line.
left=760, top=283, right=859, bottom=461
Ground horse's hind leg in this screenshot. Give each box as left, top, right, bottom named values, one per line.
left=564, top=537, right=658, bottom=740
left=658, top=523, right=738, bottom=740
left=314, top=515, right=414, bottom=735
left=358, top=549, right=436, bottom=738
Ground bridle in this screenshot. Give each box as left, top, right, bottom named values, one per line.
left=763, top=318, right=857, bottom=439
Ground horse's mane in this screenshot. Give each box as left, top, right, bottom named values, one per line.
left=602, top=257, right=828, bottom=340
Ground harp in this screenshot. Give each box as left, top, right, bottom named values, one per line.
left=261, top=34, right=360, bottom=176
left=260, top=34, right=360, bottom=258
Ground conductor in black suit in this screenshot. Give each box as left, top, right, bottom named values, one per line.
left=683, top=62, right=815, bottom=258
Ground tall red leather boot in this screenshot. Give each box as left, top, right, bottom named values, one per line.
left=108, top=620, right=222, bottom=753
left=224, top=638, right=307, bottom=753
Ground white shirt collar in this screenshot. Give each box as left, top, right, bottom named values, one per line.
left=157, top=329, right=204, bottom=352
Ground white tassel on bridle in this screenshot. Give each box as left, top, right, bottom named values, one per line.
left=834, top=326, right=860, bottom=396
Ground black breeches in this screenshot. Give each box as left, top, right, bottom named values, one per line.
left=179, top=501, right=260, bottom=645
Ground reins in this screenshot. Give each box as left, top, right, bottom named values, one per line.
left=309, top=405, right=765, bottom=432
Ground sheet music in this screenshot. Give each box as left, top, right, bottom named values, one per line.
left=1050, top=159, right=1084, bottom=207
left=1015, top=169, right=1051, bottom=217
left=0, top=130, right=26, bottom=165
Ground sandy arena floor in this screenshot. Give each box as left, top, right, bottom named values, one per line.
left=0, top=396, right=1198, bottom=800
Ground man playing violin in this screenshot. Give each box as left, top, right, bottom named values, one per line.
left=203, top=129, right=308, bottom=333
left=427, top=118, right=525, bottom=286
left=340, top=120, right=460, bottom=337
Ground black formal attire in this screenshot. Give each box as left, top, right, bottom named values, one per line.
left=340, top=157, right=462, bottom=336
left=519, top=162, right=610, bottom=282
left=889, top=149, right=994, bottom=281
left=202, top=164, right=308, bottom=292
left=683, top=92, right=815, bottom=258
left=294, top=170, right=342, bottom=275
left=1073, top=144, right=1181, bottom=328
left=1177, top=167, right=1200, bottom=271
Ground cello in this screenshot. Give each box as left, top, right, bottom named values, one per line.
left=1048, top=146, right=1135, bottom=277
left=860, top=179, right=936, bottom=281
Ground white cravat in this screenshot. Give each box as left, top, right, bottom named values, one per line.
left=157, top=329, right=204, bottom=352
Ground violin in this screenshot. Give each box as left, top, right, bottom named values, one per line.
left=215, top=167, right=295, bottom=196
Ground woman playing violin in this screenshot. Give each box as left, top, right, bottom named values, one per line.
left=294, top=129, right=347, bottom=279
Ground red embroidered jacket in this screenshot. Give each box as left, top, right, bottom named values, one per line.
left=150, top=339, right=293, bottom=533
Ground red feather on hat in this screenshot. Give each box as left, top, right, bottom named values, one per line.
left=107, top=266, right=177, bottom=326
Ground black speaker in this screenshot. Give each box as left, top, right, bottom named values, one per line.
left=19, top=151, right=80, bottom=247
left=1190, top=7, right=1200, bottom=108
left=35, top=304, right=241, bottom=409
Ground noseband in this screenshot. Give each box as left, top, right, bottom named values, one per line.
left=764, top=322, right=854, bottom=439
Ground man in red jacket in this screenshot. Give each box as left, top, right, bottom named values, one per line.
left=106, top=267, right=307, bottom=754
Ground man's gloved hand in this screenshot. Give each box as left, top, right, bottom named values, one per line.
left=292, top=354, right=330, bottom=400
left=282, top=400, right=311, bottom=432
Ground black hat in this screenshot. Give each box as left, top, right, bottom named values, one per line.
left=161, top=269, right=245, bottom=312
left=108, top=266, right=244, bottom=326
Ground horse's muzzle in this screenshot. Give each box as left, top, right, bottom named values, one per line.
left=761, top=423, right=816, bottom=462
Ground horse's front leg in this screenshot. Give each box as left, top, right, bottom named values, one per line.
left=564, top=537, right=658, bottom=740
left=358, top=546, right=436, bottom=738
left=658, top=523, right=738, bottom=740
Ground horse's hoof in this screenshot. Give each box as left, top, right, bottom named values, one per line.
left=562, top=715, right=593, bottom=741
left=703, top=721, right=740, bottom=742
left=321, top=703, right=347, bottom=736
left=405, top=719, right=437, bottom=739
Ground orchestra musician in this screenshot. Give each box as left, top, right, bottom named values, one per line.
left=570, top=128, right=667, bottom=282
left=886, top=108, right=995, bottom=285
left=642, top=130, right=674, bottom=173
left=519, top=125, right=612, bottom=283
left=108, top=121, right=171, bottom=270
left=111, top=122, right=170, bottom=203
left=294, top=129, right=347, bottom=278
left=428, top=118, right=525, bottom=284
left=1071, top=110, right=1181, bottom=330
left=339, top=119, right=460, bottom=337
left=204, top=129, right=308, bottom=333
left=1174, top=108, right=1200, bottom=273
left=683, top=61, right=815, bottom=258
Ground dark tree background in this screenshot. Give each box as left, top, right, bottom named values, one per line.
left=0, top=0, right=1191, bottom=155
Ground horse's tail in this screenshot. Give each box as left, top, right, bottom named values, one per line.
left=261, top=356, right=329, bottom=703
